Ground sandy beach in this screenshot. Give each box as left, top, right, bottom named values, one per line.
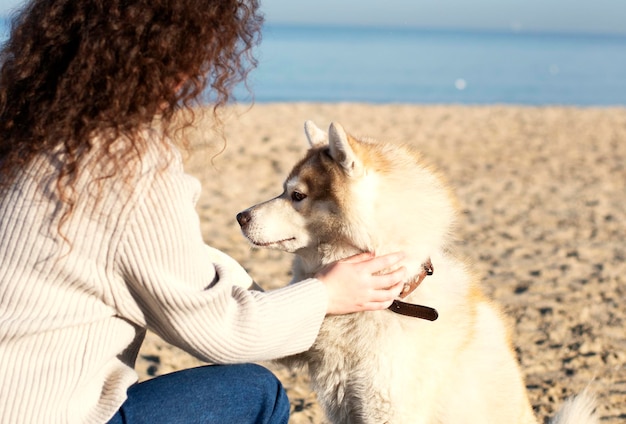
left=136, top=103, right=626, bottom=423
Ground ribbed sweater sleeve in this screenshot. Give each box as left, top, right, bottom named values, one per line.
left=116, top=152, right=328, bottom=363
left=0, top=138, right=328, bottom=423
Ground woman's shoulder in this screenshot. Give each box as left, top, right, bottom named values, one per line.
left=81, top=128, right=187, bottom=192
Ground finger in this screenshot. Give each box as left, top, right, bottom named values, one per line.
left=365, top=281, right=405, bottom=305
left=372, top=266, right=407, bottom=290
left=362, top=297, right=397, bottom=310
left=387, top=280, right=405, bottom=298
left=340, top=251, right=375, bottom=264
left=358, top=280, right=405, bottom=311
left=364, top=251, right=405, bottom=274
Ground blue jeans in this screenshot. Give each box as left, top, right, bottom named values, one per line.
left=108, top=363, right=290, bottom=424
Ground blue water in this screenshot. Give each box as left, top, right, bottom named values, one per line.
left=237, top=25, right=626, bottom=105
left=2, top=17, right=626, bottom=105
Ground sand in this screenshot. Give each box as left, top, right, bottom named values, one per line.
left=136, top=103, right=626, bottom=423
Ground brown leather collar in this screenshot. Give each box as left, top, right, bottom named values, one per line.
left=388, top=259, right=438, bottom=321
left=399, top=258, right=433, bottom=298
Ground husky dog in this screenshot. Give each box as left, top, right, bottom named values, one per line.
left=237, top=121, right=597, bottom=424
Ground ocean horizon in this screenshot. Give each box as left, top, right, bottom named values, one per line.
left=1, top=17, right=625, bottom=106
left=235, top=24, right=626, bottom=106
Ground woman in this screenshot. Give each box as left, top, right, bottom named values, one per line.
left=0, top=0, right=406, bottom=423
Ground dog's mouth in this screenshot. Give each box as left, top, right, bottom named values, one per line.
left=251, top=237, right=296, bottom=247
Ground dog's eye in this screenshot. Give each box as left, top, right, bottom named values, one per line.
left=291, top=191, right=307, bottom=202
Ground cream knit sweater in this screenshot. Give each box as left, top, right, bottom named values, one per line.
left=0, top=133, right=328, bottom=423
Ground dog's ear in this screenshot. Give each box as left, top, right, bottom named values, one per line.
left=328, top=122, right=364, bottom=177
left=304, top=120, right=327, bottom=147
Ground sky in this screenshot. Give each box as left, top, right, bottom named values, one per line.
left=0, top=0, right=625, bottom=36
left=261, top=0, right=626, bottom=35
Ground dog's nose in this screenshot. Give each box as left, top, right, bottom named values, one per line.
left=236, top=211, right=251, bottom=227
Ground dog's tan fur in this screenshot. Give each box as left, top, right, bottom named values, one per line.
left=238, top=121, right=597, bottom=424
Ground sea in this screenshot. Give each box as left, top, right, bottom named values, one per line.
left=239, top=25, right=626, bottom=106
left=2, top=18, right=626, bottom=106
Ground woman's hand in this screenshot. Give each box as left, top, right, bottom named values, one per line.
left=316, top=252, right=406, bottom=315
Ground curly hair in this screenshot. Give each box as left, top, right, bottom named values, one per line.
left=0, top=0, right=262, bottom=203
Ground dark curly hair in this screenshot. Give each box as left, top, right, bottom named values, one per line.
left=0, top=0, right=262, bottom=204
